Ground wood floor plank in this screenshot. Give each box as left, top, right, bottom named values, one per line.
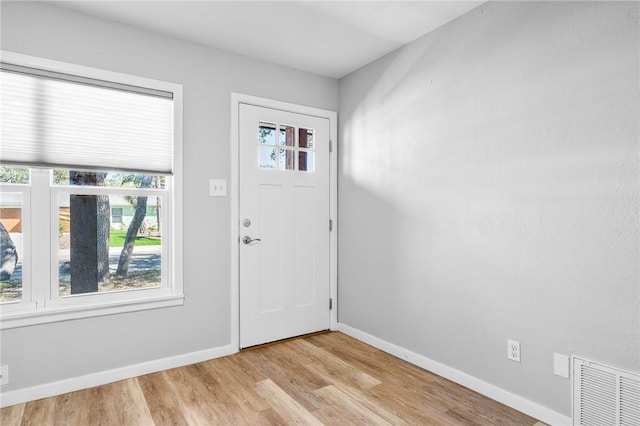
left=162, top=365, right=228, bottom=425
left=0, top=402, right=24, bottom=426
left=137, top=372, right=189, bottom=426
left=1, top=332, right=546, bottom=425
left=231, top=352, right=270, bottom=384
left=288, top=338, right=463, bottom=425
left=52, top=386, right=99, bottom=426
left=187, top=362, right=248, bottom=424
left=442, top=407, right=487, bottom=426
left=314, top=379, right=408, bottom=425
left=312, top=385, right=393, bottom=425
left=19, top=397, right=56, bottom=426
left=446, top=400, right=538, bottom=426
left=199, top=355, right=270, bottom=419
left=308, top=332, right=439, bottom=389
left=249, top=407, right=288, bottom=425
left=242, top=345, right=329, bottom=412
left=254, top=379, right=323, bottom=425
left=366, top=381, right=461, bottom=425
left=287, top=338, right=382, bottom=390
left=428, top=379, right=539, bottom=425
left=94, top=379, right=154, bottom=426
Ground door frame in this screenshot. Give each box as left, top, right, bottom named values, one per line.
left=230, top=93, right=338, bottom=351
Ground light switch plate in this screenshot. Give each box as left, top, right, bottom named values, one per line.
left=209, top=179, right=227, bottom=197
left=553, top=353, right=570, bottom=378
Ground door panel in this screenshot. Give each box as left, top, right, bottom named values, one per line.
left=258, top=184, right=284, bottom=313
left=293, top=185, right=316, bottom=307
left=239, top=104, right=330, bottom=348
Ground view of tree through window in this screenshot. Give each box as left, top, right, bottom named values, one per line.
left=0, top=57, right=181, bottom=324
left=56, top=170, right=164, bottom=296
left=0, top=166, right=30, bottom=184
left=0, top=167, right=171, bottom=301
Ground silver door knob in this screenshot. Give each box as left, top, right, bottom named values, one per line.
left=242, top=236, right=261, bottom=245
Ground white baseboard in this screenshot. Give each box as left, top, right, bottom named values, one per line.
left=336, top=323, right=571, bottom=426
left=0, top=344, right=236, bottom=408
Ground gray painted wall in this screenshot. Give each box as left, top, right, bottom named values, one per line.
left=0, top=1, right=338, bottom=392
left=2, top=0, right=638, bottom=419
left=338, top=1, right=639, bottom=416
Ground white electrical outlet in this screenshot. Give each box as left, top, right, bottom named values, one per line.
left=0, top=365, right=8, bottom=385
left=507, top=340, right=521, bottom=362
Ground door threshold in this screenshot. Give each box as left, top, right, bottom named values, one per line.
left=240, top=330, right=331, bottom=352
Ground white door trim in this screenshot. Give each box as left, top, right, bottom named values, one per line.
left=230, top=93, right=338, bottom=352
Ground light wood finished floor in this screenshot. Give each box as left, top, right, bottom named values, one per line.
left=1, top=332, right=548, bottom=425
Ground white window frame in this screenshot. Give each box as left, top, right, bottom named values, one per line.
left=0, top=51, right=184, bottom=329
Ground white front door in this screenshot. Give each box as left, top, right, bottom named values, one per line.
left=239, top=103, right=331, bottom=348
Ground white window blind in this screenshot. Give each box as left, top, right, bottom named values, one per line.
left=0, top=64, right=174, bottom=174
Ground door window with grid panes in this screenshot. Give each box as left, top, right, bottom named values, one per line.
left=258, top=122, right=315, bottom=172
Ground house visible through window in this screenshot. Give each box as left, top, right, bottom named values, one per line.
left=0, top=53, right=183, bottom=328
left=111, top=207, right=124, bottom=225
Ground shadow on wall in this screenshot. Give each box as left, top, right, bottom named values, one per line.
left=338, top=1, right=639, bottom=416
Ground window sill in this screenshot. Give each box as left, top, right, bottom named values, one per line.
left=0, top=294, right=184, bottom=329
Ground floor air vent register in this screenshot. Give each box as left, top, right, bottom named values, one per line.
left=573, top=357, right=640, bottom=426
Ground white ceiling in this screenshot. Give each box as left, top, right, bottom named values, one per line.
left=49, top=1, right=483, bottom=79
